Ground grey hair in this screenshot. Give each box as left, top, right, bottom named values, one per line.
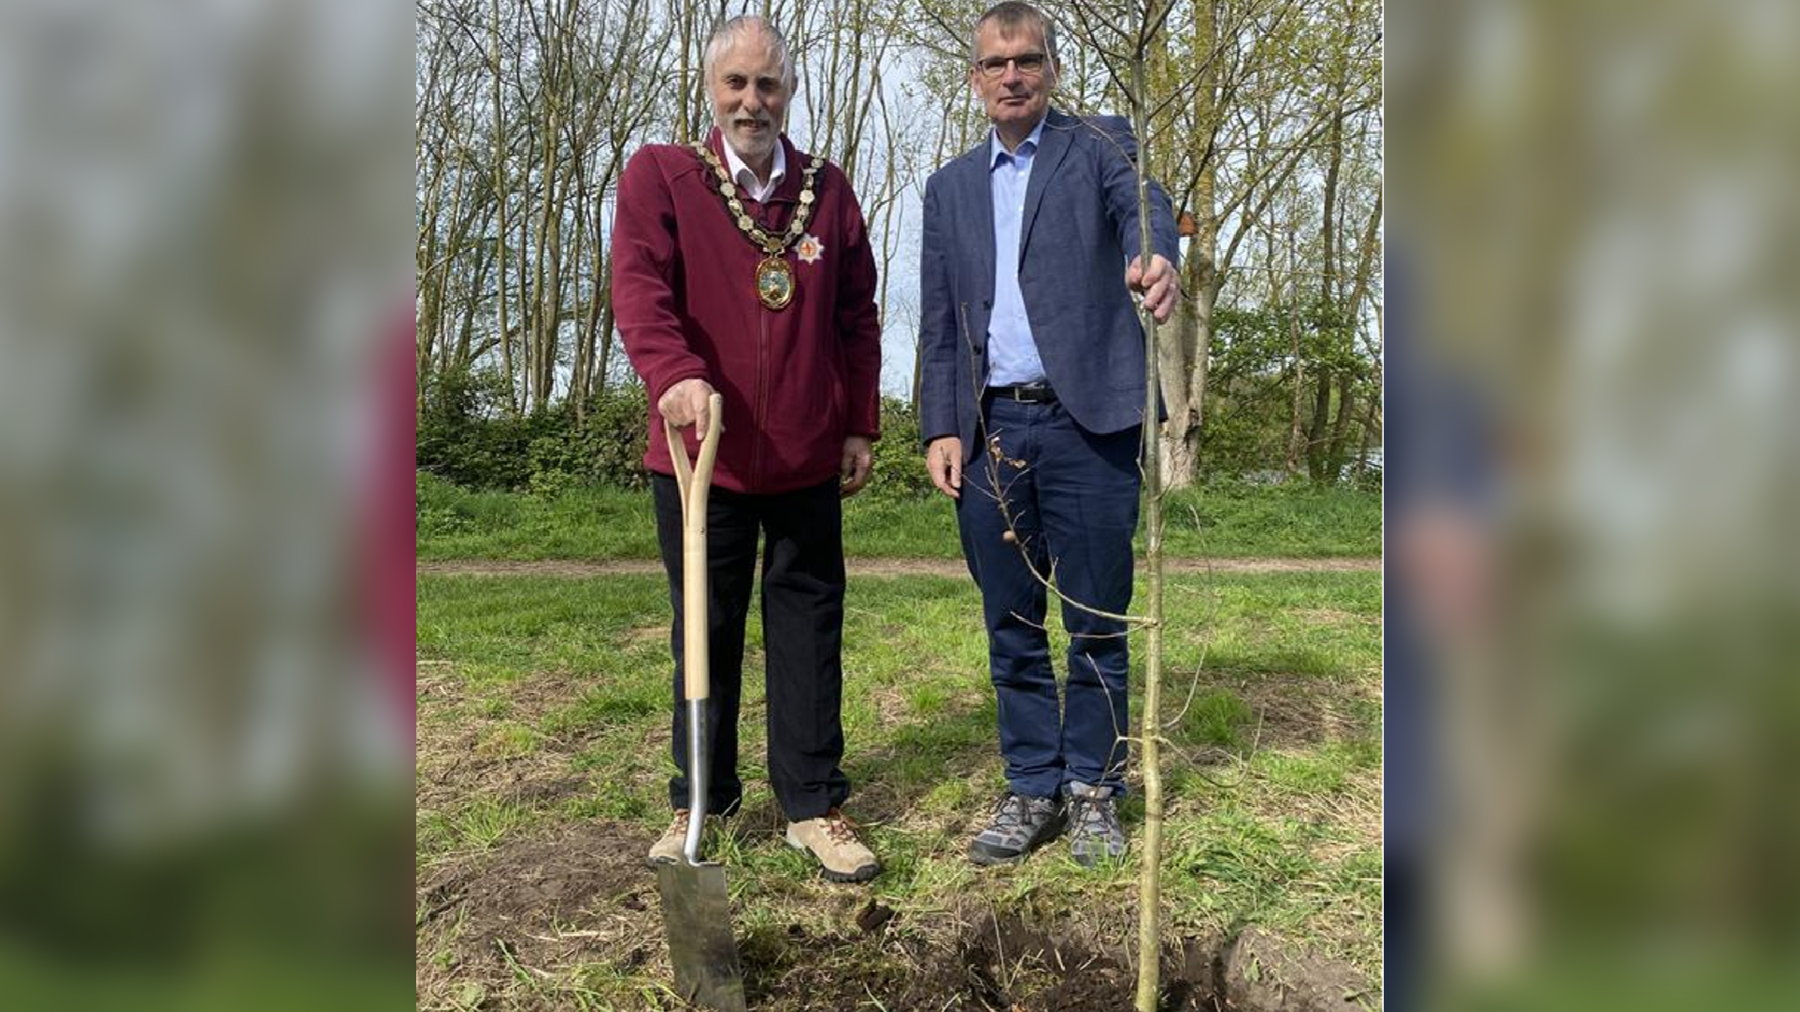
left=972, top=2, right=1060, bottom=64
left=703, top=15, right=797, bottom=93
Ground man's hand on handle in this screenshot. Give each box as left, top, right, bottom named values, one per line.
left=658, top=377, right=717, bottom=432
left=926, top=436, right=962, bottom=500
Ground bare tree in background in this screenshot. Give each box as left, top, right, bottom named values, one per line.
left=416, top=0, right=678, bottom=416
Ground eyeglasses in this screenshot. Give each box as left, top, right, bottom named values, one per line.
left=974, top=52, right=1049, bottom=78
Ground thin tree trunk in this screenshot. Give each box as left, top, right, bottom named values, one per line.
left=1307, top=363, right=1334, bottom=479
left=454, top=211, right=494, bottom=372
left=1178, top=260, right=1215, bottom=479
left=567, top=164, right=587, bottom=423
left=1355, top=302, right=1383, bottom=478
left=1157, top=0, right=1216, bottom=489
left=595, top=252, right=616, bottom=396
left=515, top=158, right=531, bottom=412
left=1328, top=371, right=1355, bottom=477
left=490, top=0, right=517, bottom=415
left=1285, top=234, right=1305, bottom=476
left=533, top=128, right=559, bottom=413
left=677, top=0, right=691, bottom=144
left=432, top=151, right=469, bottom=383
left=1306, top=131, right=1342, bottom=477
left=1130, top=45, right=1165, bottom=1012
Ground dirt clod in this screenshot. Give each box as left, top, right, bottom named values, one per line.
left=854, top=899, right=896, bottom=934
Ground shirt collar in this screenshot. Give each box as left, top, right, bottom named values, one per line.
left=722, top=137, right=787, bottom=197
left=989, top=113, right=1048, bottom=168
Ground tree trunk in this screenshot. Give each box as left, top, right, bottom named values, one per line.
left=1129, top=52, right=1165, bottom=1012
left=595, top=255, right=616, bottom=396
left=1156, top=0, right=1217, bottom=490
left=568, top=167, right=588, bottom=425
left=490, top=0, right=516, bottom=415
left=676, top=0, right=691, bottom=144
left=1285, top=237, right=1305, bottom=476
left=1327, top=370, right=1355, bottom=478
left=1306, top=365, right=1333, bottom=480
left=515, top=161, right=532, bottom=412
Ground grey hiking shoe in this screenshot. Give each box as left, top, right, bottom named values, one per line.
left=968, top=793, right=1064, bottom=866
left=1065, top=781, right=1126, bottom=866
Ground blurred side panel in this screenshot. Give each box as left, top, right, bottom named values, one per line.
left=1388, top=0, right=1800, bottom=1008
left=0, top=0, right=413, bottom=1008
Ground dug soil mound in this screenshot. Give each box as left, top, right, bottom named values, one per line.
left=419, top=821, right=1374, bottom=1011
left=761, top=909, right=1371, bottom=1012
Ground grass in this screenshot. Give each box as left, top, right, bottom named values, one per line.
left=415, top=568, right=1382, bottom=1010
left=416, top=477, right=1382, bottom=561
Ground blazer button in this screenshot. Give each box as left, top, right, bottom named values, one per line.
left=982, top=298, right=991, bottom=308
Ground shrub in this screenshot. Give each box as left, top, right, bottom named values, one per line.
left=866, top=397, right=935, bottom=501
left=420, top=383, right=939, bottom=500
left=416, top=371, right=649, bottom=492
left=416, top=471, right=472, bottom=538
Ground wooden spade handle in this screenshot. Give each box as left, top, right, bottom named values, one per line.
left=664, top=393, right=724, bottom=703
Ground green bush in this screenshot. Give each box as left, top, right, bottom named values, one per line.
left=416, top=471, right=529, bottom=540
left=867, top=397, right=934, bottom=501
left=416, top=471, right=473, bottom=538
left=571, top=385, right=653, bottom=491
left=419, top=377, right=939, bottom=499
left=416, top=370, right=648, bottom=492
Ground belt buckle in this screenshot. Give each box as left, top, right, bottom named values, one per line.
left=990, top=383, right=1047, bottom=402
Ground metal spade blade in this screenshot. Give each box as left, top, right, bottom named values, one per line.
left=656, top=861, right=746, bottom=1012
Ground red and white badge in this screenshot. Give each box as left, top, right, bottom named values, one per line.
left=796, top=232, right=825, bottom=264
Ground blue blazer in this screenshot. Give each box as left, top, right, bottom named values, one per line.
left=918, top=108, right=1179, bottom=457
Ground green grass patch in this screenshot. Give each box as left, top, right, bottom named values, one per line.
left=1160, top=479, right=1381, bottom=558
left=1177, top=689, right=1257, bottom=749
left=477, top=721, right=540, bottom=758
left=417, top=796, right=535, bottom=860
left=417, top=484, right=662, bottom=561
left=416, top=568, right=1382, bottom=1007
left=416, top=574, right=669, bottom=681
left=417, top=479, right=1380, bottom=560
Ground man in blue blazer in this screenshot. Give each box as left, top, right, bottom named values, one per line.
left=918, top=1, right=1180, bottom=867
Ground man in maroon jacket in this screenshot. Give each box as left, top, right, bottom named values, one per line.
left=613, top=15, right=883, bottom=883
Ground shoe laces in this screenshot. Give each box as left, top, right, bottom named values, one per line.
left=820, top=808, right=860, bottom=844
left=1068, top=794, right=1120, bottom=837
left=990, top=793, right=1045, bottom=830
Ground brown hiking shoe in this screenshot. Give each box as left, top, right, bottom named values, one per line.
left=785, top=808, right=880, bottom=883
left=646, top=809, right=721, bottom=866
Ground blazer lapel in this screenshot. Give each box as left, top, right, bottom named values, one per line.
left=962, top=144, right=996, bottom=321
left=1017, top=109, right=1073, bottom=265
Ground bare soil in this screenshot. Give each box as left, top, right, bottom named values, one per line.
left=418, top=817, right=1374, bottom=1011
left=420, top=557, right=1380, bottom=579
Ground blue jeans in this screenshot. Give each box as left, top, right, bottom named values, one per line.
left=956, top=396, right=1141, bottom=798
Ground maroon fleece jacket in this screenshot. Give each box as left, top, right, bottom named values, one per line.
left=612, top=129, right=882, bottom=494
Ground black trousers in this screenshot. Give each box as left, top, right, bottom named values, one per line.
left=652, top=473, right=851, bottom=822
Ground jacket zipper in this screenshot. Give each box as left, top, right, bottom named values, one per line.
left=752, top=304, right=769, bottom=488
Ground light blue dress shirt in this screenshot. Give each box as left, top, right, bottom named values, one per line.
left=986, top=115, right=1049, bottom=386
